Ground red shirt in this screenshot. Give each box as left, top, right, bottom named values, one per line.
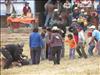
left=23, top=6, right=31, bottom=15
left=75, top=0, right=80, bottom=3
left=73, top=34, right=78, bottom=44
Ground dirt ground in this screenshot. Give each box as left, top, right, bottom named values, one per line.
left=0, top=28, right=100, bottom=75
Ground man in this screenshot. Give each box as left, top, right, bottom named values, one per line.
left=50, top=26, right=63, bottom=64
left=44, top=0, right=55, bottom=27
left=73, top=7, right=80, bottom=19
left=23, top=2, right=31, bottom=16
left=0, top=42, right=28, bottom=69
left=97, top=1, right=100, bottom=15
left=89, top=25, right=100, bottom=55
left=76, top=26, right=87, bottom=58
left=97, top=1, right=100, bottom=24
left=63, top=0, right=71, bottom=12
left=5, top=0, right=12, bottom=16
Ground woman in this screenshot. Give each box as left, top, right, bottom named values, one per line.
left=29, top=28, right=44, bottom=64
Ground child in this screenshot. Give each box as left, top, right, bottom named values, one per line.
left=65, top=34, right=76, bottom=59
left=87, top=31, right=95, bottom=56
left=41, top=31, right=46, bottom=60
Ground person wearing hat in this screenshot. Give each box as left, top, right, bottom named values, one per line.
left=79, top=9, right=85, bottom=17
left=70, top=18, right=79, bottom=32
left=23, top=2, right=31, bottom=16
left=49, top=8, right=60, bottom=27
left=49, top=26, right=63, bottom=64
left=63, top=0, right=71, bottom=13
left=0, top=43, right=28, bottom=69
left=89, top=25, right=100, bottom=55
left=73, top=7, right=80, bottom=19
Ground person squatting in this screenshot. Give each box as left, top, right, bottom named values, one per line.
left=0, top=42, right=29, bottom=69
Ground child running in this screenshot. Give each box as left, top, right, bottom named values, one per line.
left=65, top=34, right=76, bottom=59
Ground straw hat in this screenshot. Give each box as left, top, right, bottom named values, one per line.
left=54, top=9, right=58, bottom=12
left=84, top=12, right=87, bottom=15
left=81, top=9, right=85, bottom=12
left=88, top=25, right=96, bottom=29
left=74, top=7, right=78, bottom=10
left=52, top=26, right=59, bottom=30
left=72, top=18, right=77, bottom=21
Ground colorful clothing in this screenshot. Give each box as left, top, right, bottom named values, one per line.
left=50, top=33, right=63, bottom=47
left=29, top=32, right=44, bottom=48
left=65, top=39, right=76, bottom=48
left=73, top=34, right=78, bottom=44
left=92, top=30, right=100, bottom=41
left=65, top=38, right=76, bottom=59
left=23, top=6, right=31, bottom=15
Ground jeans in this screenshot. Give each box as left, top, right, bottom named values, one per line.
left=76, top=43, right=87, bottom=58
left=88, top=45, right=95, bottom=56
left=44, top=14, right=51, bottom=27
left=61, top=43, right=65, bottom=57
left=51, top=46, right=62, bottom=64
left=41, top=49, right=46, bottom=60
left=69, top=48, right=75, bottom=59
left=30, top=47, right=41, bottom=64
left=96, top=41, right=100, bottom=55
left=48, top=47, right=52, bottom=60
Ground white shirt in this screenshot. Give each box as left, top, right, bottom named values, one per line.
left=63, top=2, right=71, bottom=9
left=81, top=0, right=92, bottom=8
left=78, top=30, right=85, bottom=43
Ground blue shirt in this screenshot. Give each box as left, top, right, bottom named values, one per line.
left=97, top=5, right=100, bottom=15
left=92, top=30, right=100, bottom=41
left=29, top=32, right=44, bottom=48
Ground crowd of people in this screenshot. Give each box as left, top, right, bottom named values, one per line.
left=0, top=0, right=100, bottom=69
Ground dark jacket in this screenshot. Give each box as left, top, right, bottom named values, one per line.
left=50, top=33, right=63, bottom=47
left=5, top=44, right=23, bottom=61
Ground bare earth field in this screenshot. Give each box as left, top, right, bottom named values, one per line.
left=0, top=28, right=100, bottom=75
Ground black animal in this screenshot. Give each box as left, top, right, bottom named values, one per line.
left=0, top=44, right=29, bottom=69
